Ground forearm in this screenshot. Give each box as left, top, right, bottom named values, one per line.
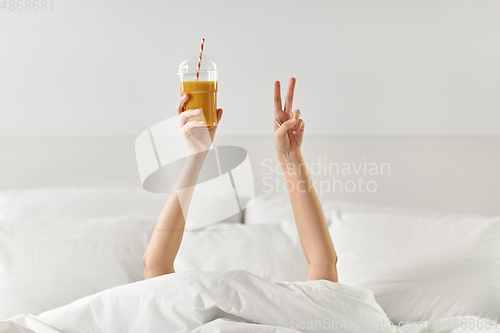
left=142, top=152, right=207, bottom=278
left=278, top=153, right=338, bottom=269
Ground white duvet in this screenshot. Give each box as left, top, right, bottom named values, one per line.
left=2, top=270, right=498, bottom=333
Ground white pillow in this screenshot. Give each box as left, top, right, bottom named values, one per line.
left=0, top=215, right=306, bottom=321
left=176, top=222, right=308, bottom=283
left=0, top=217, right=155, bottom=320
left=0, top=188, right=167, bottom=221
left=244, top=194, right=295, bottom=224
left=244, top=194, right=461, bottom=225
left=0, top=188, right=242, bottom=223
left=330, top=210, right=500, bottom=323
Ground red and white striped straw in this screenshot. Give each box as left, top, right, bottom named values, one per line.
left=195, top=38, right=205, bottom=81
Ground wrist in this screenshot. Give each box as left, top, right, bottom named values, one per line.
left=277, top=151, right=304, bottom=165
left=277, top=152, right=306, bottom=177
left=185, top=150, right=208, bottom=166
left=187, top=148, right=209, bottom=157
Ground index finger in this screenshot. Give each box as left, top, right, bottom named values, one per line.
left=274, top=81, right=282, bottom=114
left=283, top=77, right=296, bottom=116
left=176, top=94, right=189, bottom=115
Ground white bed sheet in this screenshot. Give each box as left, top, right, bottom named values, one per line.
left=1, top=270, right=498, bottom=333
left=1, top=189, right=499, bottom=332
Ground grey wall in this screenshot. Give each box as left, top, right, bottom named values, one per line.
left=1, top=137, right=499, bottom=216
left=1, top=0, right=500, bottom=137
left=2, top=2, right=499, bottom=215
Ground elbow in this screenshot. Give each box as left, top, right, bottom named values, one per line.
left=142, top=255, right=174, bottom=279
left=142, top=255, right=155, bottom=279
left=307, top=255, right=339, bottom=283
left=307, top=253, right=338, bottom=269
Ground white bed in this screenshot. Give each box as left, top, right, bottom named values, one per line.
left=0, top=188, right=499, bottom=332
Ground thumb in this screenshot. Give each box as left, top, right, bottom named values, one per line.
left=275, top=118, right=296, bottom=138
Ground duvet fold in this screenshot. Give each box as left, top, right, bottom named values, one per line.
left=1, top=270, right=498, bottom=333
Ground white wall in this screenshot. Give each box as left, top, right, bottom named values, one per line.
left=2, top=137, right=500, bottom=216
left=1, top=0, right=500, bottom=137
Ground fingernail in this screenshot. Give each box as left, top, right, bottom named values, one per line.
left=290, top=119, right=296, bottom=125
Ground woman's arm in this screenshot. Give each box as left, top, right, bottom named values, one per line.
left=278, top=153, right=338, bottom=282
left=274, top=78, right=338, bottom=282
left=142, top=94, right=223, bottom=279
left=142, top=152, right=207, bottom=279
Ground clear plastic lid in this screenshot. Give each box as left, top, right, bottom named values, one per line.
left=177, top=55, right=218, bottom=74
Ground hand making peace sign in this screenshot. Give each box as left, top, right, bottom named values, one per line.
left=274, top=77, right=305, bottom=158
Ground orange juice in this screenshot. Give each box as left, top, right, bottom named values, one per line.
left=181, top=81, right=218, bottom=127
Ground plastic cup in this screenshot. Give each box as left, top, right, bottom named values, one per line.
left=177, top=55, right=219, bottom=127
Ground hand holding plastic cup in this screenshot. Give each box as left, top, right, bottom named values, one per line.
left=177, top=56, right=219, bottom=127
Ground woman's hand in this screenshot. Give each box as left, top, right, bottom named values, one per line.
left=274, top=77, right=305, bottom=160
left=177, top=93, right=223, bottom=155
